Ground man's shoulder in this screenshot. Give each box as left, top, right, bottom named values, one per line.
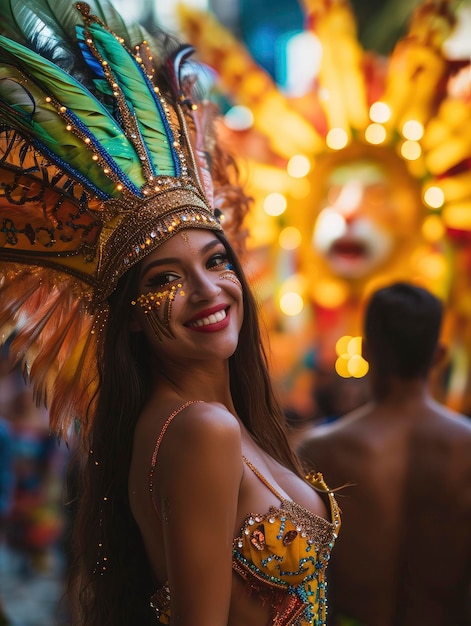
left=297, top=407, right=374, bottom=461
left=431, top=403, right=471, bottom=439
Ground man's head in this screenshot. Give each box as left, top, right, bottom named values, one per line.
left=364, top=282, right=443, bottom=380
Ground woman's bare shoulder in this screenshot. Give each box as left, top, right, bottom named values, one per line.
left=154, top=402, right=243, bottom=493
left=135, top=400, right=241, bottom=460
left=167, top=401, right=241, bottom=449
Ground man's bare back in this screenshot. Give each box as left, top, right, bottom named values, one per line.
left=298, top=284, right=471, bottom=625
left=299, top=392, right=471, bottom=625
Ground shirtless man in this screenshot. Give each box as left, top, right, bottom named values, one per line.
left=298, top=282, right=471, bottom=626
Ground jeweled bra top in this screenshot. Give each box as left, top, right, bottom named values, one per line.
left=148, top=401, right=341, bottom=626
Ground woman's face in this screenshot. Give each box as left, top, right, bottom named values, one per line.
left=132, top=229, right=244, bottom=365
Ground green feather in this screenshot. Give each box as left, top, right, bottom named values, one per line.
left=0, top=34, right=147, bottom=190
left=83, top=21, right=177, bottom=177
left=0, top=65, right=120, bottom=197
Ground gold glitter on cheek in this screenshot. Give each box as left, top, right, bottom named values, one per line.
left=219, top=270, right=242, bottom=289
left=131, top=283, right=184, bottom=341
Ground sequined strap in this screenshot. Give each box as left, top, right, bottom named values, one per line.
left=242, top=455, right=285, bottom=503
left=149, top=400, right=204, bottom=516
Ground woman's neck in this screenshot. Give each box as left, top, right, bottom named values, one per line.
left=151, top=358, right=235, bottom=408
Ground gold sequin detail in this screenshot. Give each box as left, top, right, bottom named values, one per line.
left=132, top=283, right=184, bottom=341
left=219, top=270, right=242, bottom=289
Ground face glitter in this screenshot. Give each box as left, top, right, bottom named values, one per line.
left=219, top=268, right=242, bottom=290
left=131, top=284, right=185, bottom=341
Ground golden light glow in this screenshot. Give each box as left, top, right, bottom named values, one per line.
left=263, top=192, right=287, bottom=216
left=312, top=280, right=349, bottom=308
left=279, top=227, right=302, bottom=250
left=365, top=123, right=387, bottom=145
left=347, top=336, right=362, bottom=356
left=400, top=140, right=422, bottom=160
left=443, top=202, right=471, bottom=230
left=369, top=101, right=391, bottom=123
left=281, top=273, right=306, bottom=294
left=423, top=185, right=445, bottom=208
left=336, top=335, right=352, bottom=356
left=335, top=355, right=350, bottom=378
left=290, top=178, right=311, bottom=199
left=280, top=292, right=304, bottom=316
left=348, top=354, right=370, bottom=377
left=402, top=120, right=424, bottom=141
left=335, top=335, right=369, bottom=378
left=436, top=172, right=471, bottom=203
left=417, top=252, right=448, bottom=280
left=287, top=155, right=311, bottom=178
left=422, top=214, right=445, bottom=242
left=326, top=128, right=349, bottom=150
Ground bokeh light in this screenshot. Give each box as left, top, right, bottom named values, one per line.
left=402, top=120, right=424, bottom=141
left=263, top=192, right=287, bottom=216
left=279, top=227, right=302, bottom=250
left=422, top=214, right=445, bottom=242
left=287, top=155, right=311, bottom=178
left=424, top=185, right=445, bottom=209
left=312, top=280, right=349, bottom=308
left=335, top=335, right=369, bottom=378
left=326, top=128, right=349, bottom=150
left=224, top=105, right=254, bottom=131
left=369, top=101, right=391, bottom=123
left=348, top=354, right=370, bottom=377
left=280, top=292, right=304, bottom=316
left=400, top=140, right=422, bottom=160
left=365, top=123, right=387, bottom=145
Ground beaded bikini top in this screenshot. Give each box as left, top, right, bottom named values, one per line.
left=149, top=402, right=341, bottom=626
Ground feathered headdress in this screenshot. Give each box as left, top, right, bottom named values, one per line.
left=0, top=0, right=248, bottom=438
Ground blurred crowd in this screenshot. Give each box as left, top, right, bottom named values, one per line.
left=0, top=346, right=70, bottom=626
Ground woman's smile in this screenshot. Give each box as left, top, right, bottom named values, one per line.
left=185, top=304, right=230, bottom=331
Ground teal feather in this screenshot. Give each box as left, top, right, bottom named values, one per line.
left=79, top=21, right=177, bottom=177
left=1, top=0, right=82, bottom=66
left=0, top=34, right=147, bottom=190
left=79, top=1, right=158, bottom=51
left=0, top=0, right=137, bottom=49
left=0, top=0, right=30, bottom=45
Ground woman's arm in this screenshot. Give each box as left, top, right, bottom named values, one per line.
left=155, top=402, right=243, bottom=626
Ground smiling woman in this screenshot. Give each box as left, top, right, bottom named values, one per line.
left=0, top=1, right=340, bottom=625
left=130, top=230, right=243, bottom=352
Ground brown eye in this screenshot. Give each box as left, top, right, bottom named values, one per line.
left=146, top=272, right=180, bottom=288
left=207, top=250, right=230, bottom=270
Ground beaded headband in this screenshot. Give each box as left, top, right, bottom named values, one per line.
left=0, top=1, right=247, bottom=437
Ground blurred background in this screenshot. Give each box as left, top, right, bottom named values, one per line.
left=1, top=0, right=471, bottom=623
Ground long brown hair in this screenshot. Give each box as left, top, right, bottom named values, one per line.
left=68, top=230, right=302, bottom=625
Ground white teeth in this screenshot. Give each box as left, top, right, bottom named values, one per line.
left=190, top=309, right=227, bottom=327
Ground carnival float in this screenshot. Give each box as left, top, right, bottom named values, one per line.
left=177, top=0, right=471, bottom=415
